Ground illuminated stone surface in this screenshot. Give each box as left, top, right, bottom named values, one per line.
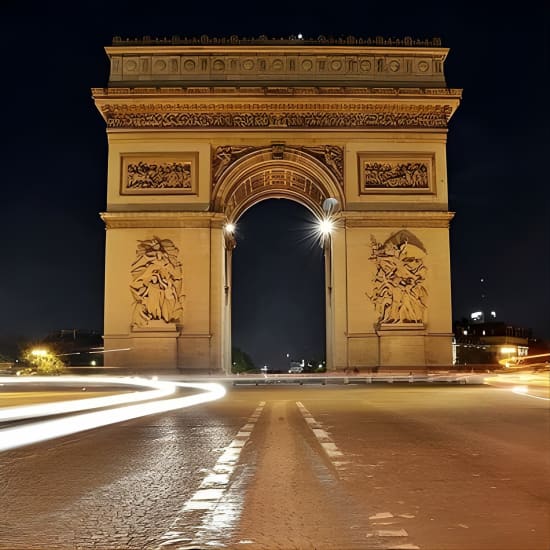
left=93, top=36, right=461, bottom=372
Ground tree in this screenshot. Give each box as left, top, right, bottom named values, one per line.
left=231, top=347, right=255, bottom=373
left=17, top=347, right=68, bottom=376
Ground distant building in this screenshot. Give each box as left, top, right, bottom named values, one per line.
left=42, top=329, right=104, bottom=367
left=452, top=320, right=530, bottom=367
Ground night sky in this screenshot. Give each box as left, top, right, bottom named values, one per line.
left=1, top=8, right=548, bottom=366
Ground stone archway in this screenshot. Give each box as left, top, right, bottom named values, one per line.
left=212, top=145, right=345, bottom=372
left=94, top=35, right=461, bottom=373
left=212, top=145, right=345, bottom=222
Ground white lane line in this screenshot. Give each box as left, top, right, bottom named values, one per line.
left=376, top=528, right=409, bottom=537
left=157, top=401, right=266, bottom=548
left=297, top=402, right=420, bottom=548
left=370, top=512, right=394, bottom=520
left=296, top=401, right=349, bottom=473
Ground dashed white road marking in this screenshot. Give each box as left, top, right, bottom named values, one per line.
left=376, top=528, right=409, bottom=537
left=296, top=402, right=421, bottom=548
left=370, top=511, right=394, bottom=520
left=157, top=401, right=266, bottom=548
left=296, top=401, right=349, bottom=474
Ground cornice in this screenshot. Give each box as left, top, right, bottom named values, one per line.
left=110, top=35, right=444, bottom=49
left=343, top=211, right=455, bottom=228
left=92, top=92, right=461, bottom=130
left=92, top=86, right=461, bottom=98
left=101, top=211, right=455, bottom=229
left=100, top=211, right=226, bottom=229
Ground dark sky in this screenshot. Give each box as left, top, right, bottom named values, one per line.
left=1, top=7, right=548, bottom=364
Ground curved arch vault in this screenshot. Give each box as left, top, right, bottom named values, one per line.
left=95, top=35, right=461, bottom=373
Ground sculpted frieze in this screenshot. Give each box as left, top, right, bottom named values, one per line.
left=103, top=105, right=451, bottom=129
left=364, top=161, right=429, bottom=189
left=121, top=154, right=197, bottom=195
left=126, top=160, right=192, bottom=191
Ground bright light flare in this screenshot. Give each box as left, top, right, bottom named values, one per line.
left=224, top=222, right=236, bottom=234
left=30, top=349, right=48, bottom=357
left=318, top=218, right=334, bottom=235
left=0, top=379, right=226, bottom=452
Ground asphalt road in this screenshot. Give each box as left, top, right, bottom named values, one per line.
left=0, top=382, right=548, bottom=550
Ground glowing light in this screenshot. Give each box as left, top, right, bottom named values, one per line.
left=470, top=311, right=483, bottom=320
left=297, top=33, right=303, bottom=39
left=224, top=222, right=236, bottom=234
left=318, top=218, right=334, bottom=235
left=511, top=385, right=528, bottom=394
left=500, top=347, right=516, bottom=354
left=0, top=380, right=226, bottom=452
left=31, top=349, right=48, bottom=357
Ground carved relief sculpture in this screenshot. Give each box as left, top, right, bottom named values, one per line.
left=122, top=155, right=196, bottom=194
left=130, top=237, right=183, bottom=327
left=302, top=145, right=343, bottom=184
left=212, top=144, right=344, bottom=187
left=104, top=104, right=453, bottom=130
left=367, top=231, right=427, bottom=325
left=212, top=146, right=256, bottom=183
left=363, top=161, right=429, bottom=189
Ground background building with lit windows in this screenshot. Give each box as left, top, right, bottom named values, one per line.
left=452, top=315, right=530, bottom=367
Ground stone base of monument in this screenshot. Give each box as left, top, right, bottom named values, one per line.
left=177, top=333, right=218, bottom=373
left=102, top=322, right=179, bottom=372
left=376, top=323, right=427, bottom=368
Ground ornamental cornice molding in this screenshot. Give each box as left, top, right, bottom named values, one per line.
left=343, top=211, right=455, bottom=228
left=111, top=35, right=444, bottom=48
left=100, top=211, right=226, bottom=229
left=92, top=86, right=461, bottom=97
left=96, top=101, right=457, bottom=129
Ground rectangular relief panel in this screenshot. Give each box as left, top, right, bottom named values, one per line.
left=358, top=153, right=435, bottom=195
left=121, top=153, right=198, bottom=195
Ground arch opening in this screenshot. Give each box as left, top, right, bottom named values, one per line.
left=230, top=198, right=327, bottom=374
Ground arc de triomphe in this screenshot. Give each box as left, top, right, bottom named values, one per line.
left=92, top=35, right=462, bottom=373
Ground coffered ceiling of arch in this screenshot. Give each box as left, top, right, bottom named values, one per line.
left=221, top=167, right=329, bottom=222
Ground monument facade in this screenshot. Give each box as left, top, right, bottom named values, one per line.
left=92, top=35, right=462, bottom=372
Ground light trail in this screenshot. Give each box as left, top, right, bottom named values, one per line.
left=0, top=376, right=177, bottom=421
left=498, top=352, right=550, bottom=369
left=0, top=380, right=226, bottom=452
left=484, top=371, right=550, bottom=401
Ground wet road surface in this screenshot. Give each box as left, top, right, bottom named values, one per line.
left=1, top=383, right=549, bottom=549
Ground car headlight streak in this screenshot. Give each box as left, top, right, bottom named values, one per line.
left=0, top=377, right=226, bottom=452
left=0, top=376, right=176, bottom=421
